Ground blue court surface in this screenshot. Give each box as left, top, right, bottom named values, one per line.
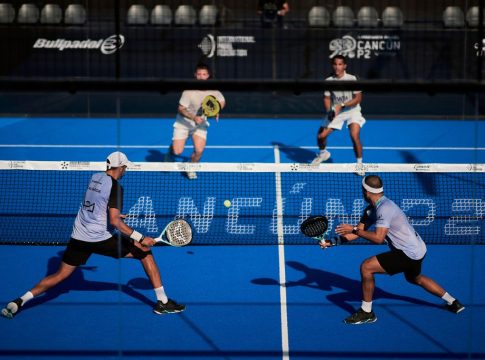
left=0, top=117, right=484, bottom=360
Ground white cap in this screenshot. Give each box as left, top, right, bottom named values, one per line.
left=106, top=151, right=134, bottom=169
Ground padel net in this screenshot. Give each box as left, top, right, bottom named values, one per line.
left=0, top=161, right=483, bottom=245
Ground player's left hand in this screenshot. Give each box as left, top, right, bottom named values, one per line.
left=336, top=224, right=353, bottom=235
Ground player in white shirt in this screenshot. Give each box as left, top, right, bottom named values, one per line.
left=166, top=63, right=225, bottom=180
left=1, top=152, right=185, bottom=319
left=325, top=175, right=465, bottom=324
left=311, top=55, right=365, bottom=175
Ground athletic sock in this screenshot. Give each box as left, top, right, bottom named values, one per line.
left=361, top=300, right=372, bottom=313
left=154, top=286, right=168, bottom=304
left=356, top=157, right=363, bottom=164
left=20, top=291, right=34, bottom=305
left=441, top=292, right=455, bottom=305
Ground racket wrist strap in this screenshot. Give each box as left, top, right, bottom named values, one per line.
left=130, top=230, right=144, bottom=242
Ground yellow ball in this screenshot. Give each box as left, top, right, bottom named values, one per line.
left=223, top=200, right=231, bottom=208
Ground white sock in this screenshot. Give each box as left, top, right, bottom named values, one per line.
left=361, top=300, right=372, bottom=313
left=356, top=157, right=363, bottom=164
left=20, top=291, right=34, bottom=305
left=154, top=286, right=168, bottom=304
left=441, top=292, right=455, bottom=305
left=320, top=149, right=328, bottom=155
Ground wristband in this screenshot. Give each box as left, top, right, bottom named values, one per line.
left=340, top=103, right=345, bottom=108
left=352, top=226, right=359, bottom=235
left=130, top=230, right=144, bottom=242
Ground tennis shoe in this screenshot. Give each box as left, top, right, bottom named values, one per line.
left=186, top=171, right=197, bottom=180
left=1, top=298, right=23, bottom=319
left=311, top=151, right=331, bottom=165
left=343, top=308, right=377, bottom=325
left=446, top=299, right=465, bottom=314
left=153, top=299, right=186, bottom=315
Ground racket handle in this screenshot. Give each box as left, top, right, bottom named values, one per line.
left=201, top=115, right=211, bottom=127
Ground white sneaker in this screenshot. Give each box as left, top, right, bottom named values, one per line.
left=311, top=151, right=331, bottom=164
left=186, top=171, right=197, bottom=180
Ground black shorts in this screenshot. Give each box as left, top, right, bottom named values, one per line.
left=376, top=249, right=424, bottom=280
left=62, top=236, right=152, bottom=266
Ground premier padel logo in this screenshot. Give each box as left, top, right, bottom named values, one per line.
left=198, top=34, right=255, bottom=58
left=329, top=34, right=400, bottom=59
left=33, top=34, right=125, bottom=55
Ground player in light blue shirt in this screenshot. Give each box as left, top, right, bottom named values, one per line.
left=329, top=175, right=465, bottom=324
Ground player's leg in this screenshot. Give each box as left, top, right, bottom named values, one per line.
left=311, top=127, right=333, bottom=164
left=405, top=272, right=465, bottom=314
left=1, top=261, right=77, bottom=319
left=347, top=113, right=366, bottom=174
left=184, top=131, right=206, bottom=179
left=344, top=255, right=383, bottom=324
left=360, top=256, right=386, bottom=302
left=170, top=139, right=188, bottom=157
left=123, top=237, right=185, bottom=314
left=191, top=131, right=206, bottom=163
left=167, top=125, right=189, bottom=161
left=348, top=123, right=363, bottom=160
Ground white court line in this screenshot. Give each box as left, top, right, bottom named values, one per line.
left=0, top=144, right=484, bottom=150
left=273, top=144, right=290, bottom=360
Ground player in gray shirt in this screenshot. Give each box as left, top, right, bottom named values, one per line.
left=327, top=175, right=465, bottom=324
left=2, top=152, right=185, bottom=319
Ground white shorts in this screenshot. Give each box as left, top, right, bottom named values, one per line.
left=322, top=108, right=366, bottom=131
left=172, top=121, right=208, bottom=141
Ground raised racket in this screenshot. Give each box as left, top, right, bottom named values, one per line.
left=300, top=215, right=342, bottom=247
left=201, top=94, right=221, bottom=126
left=154, top=219, right=193, bottom=247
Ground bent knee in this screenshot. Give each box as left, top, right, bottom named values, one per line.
left=405, top=273, right=421, bottom=284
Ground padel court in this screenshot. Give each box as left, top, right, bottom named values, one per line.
left=0, top=117, right=484, bottom=359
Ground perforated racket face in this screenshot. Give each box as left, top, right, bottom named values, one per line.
left=201, top=95, right=220, bottom=117
left=300, top=216, right=328, bottom=238
left=166, top=220, right=193, bottom=246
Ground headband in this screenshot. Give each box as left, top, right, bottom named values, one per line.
left=362, top=177, right=383, bottom=194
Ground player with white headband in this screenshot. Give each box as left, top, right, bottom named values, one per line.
left=321, top=175, right=465, bottom=324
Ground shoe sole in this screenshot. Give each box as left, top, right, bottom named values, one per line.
left=153, top=309, right=185, bottom=315
left=452, top=306, right=465, bottom=314
left=344, top=317, right=377, bottom=325
left=1, top=308, right=14, bottom=319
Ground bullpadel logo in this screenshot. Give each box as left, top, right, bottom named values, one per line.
left=33, top=34, right=125, bottom=55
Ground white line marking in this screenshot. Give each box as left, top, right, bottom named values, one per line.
left=273, top=144, right=290, bottom=360
left=0, top=144, right=484, bottom=150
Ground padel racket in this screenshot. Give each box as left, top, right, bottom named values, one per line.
left=154, top=219, right=193, bottom=247
left=201, top=94, right=221, bottom=126
left=300, top=215, right=342, bottom=247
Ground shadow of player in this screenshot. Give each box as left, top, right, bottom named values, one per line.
left=252, top=260, right=441, bottom=314
left=23, top=251, right=154, bottom=312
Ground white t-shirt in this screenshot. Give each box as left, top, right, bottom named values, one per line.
left=175, top=90, right=225, bottom=128
left=324, top=72, right=361, bottom=112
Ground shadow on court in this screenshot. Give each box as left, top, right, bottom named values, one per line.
left=22, top=251, right=154, bottom=313
left=145, top=149, right=190, bottom=163
left=400, top=150, right=436, bottom=196
left=271, top=141, right=327, bottom=163
left=252, top=261, right=440, bottom=315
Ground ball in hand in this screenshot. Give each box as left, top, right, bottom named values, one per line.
left=223, top=200, right=231, bottom=208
